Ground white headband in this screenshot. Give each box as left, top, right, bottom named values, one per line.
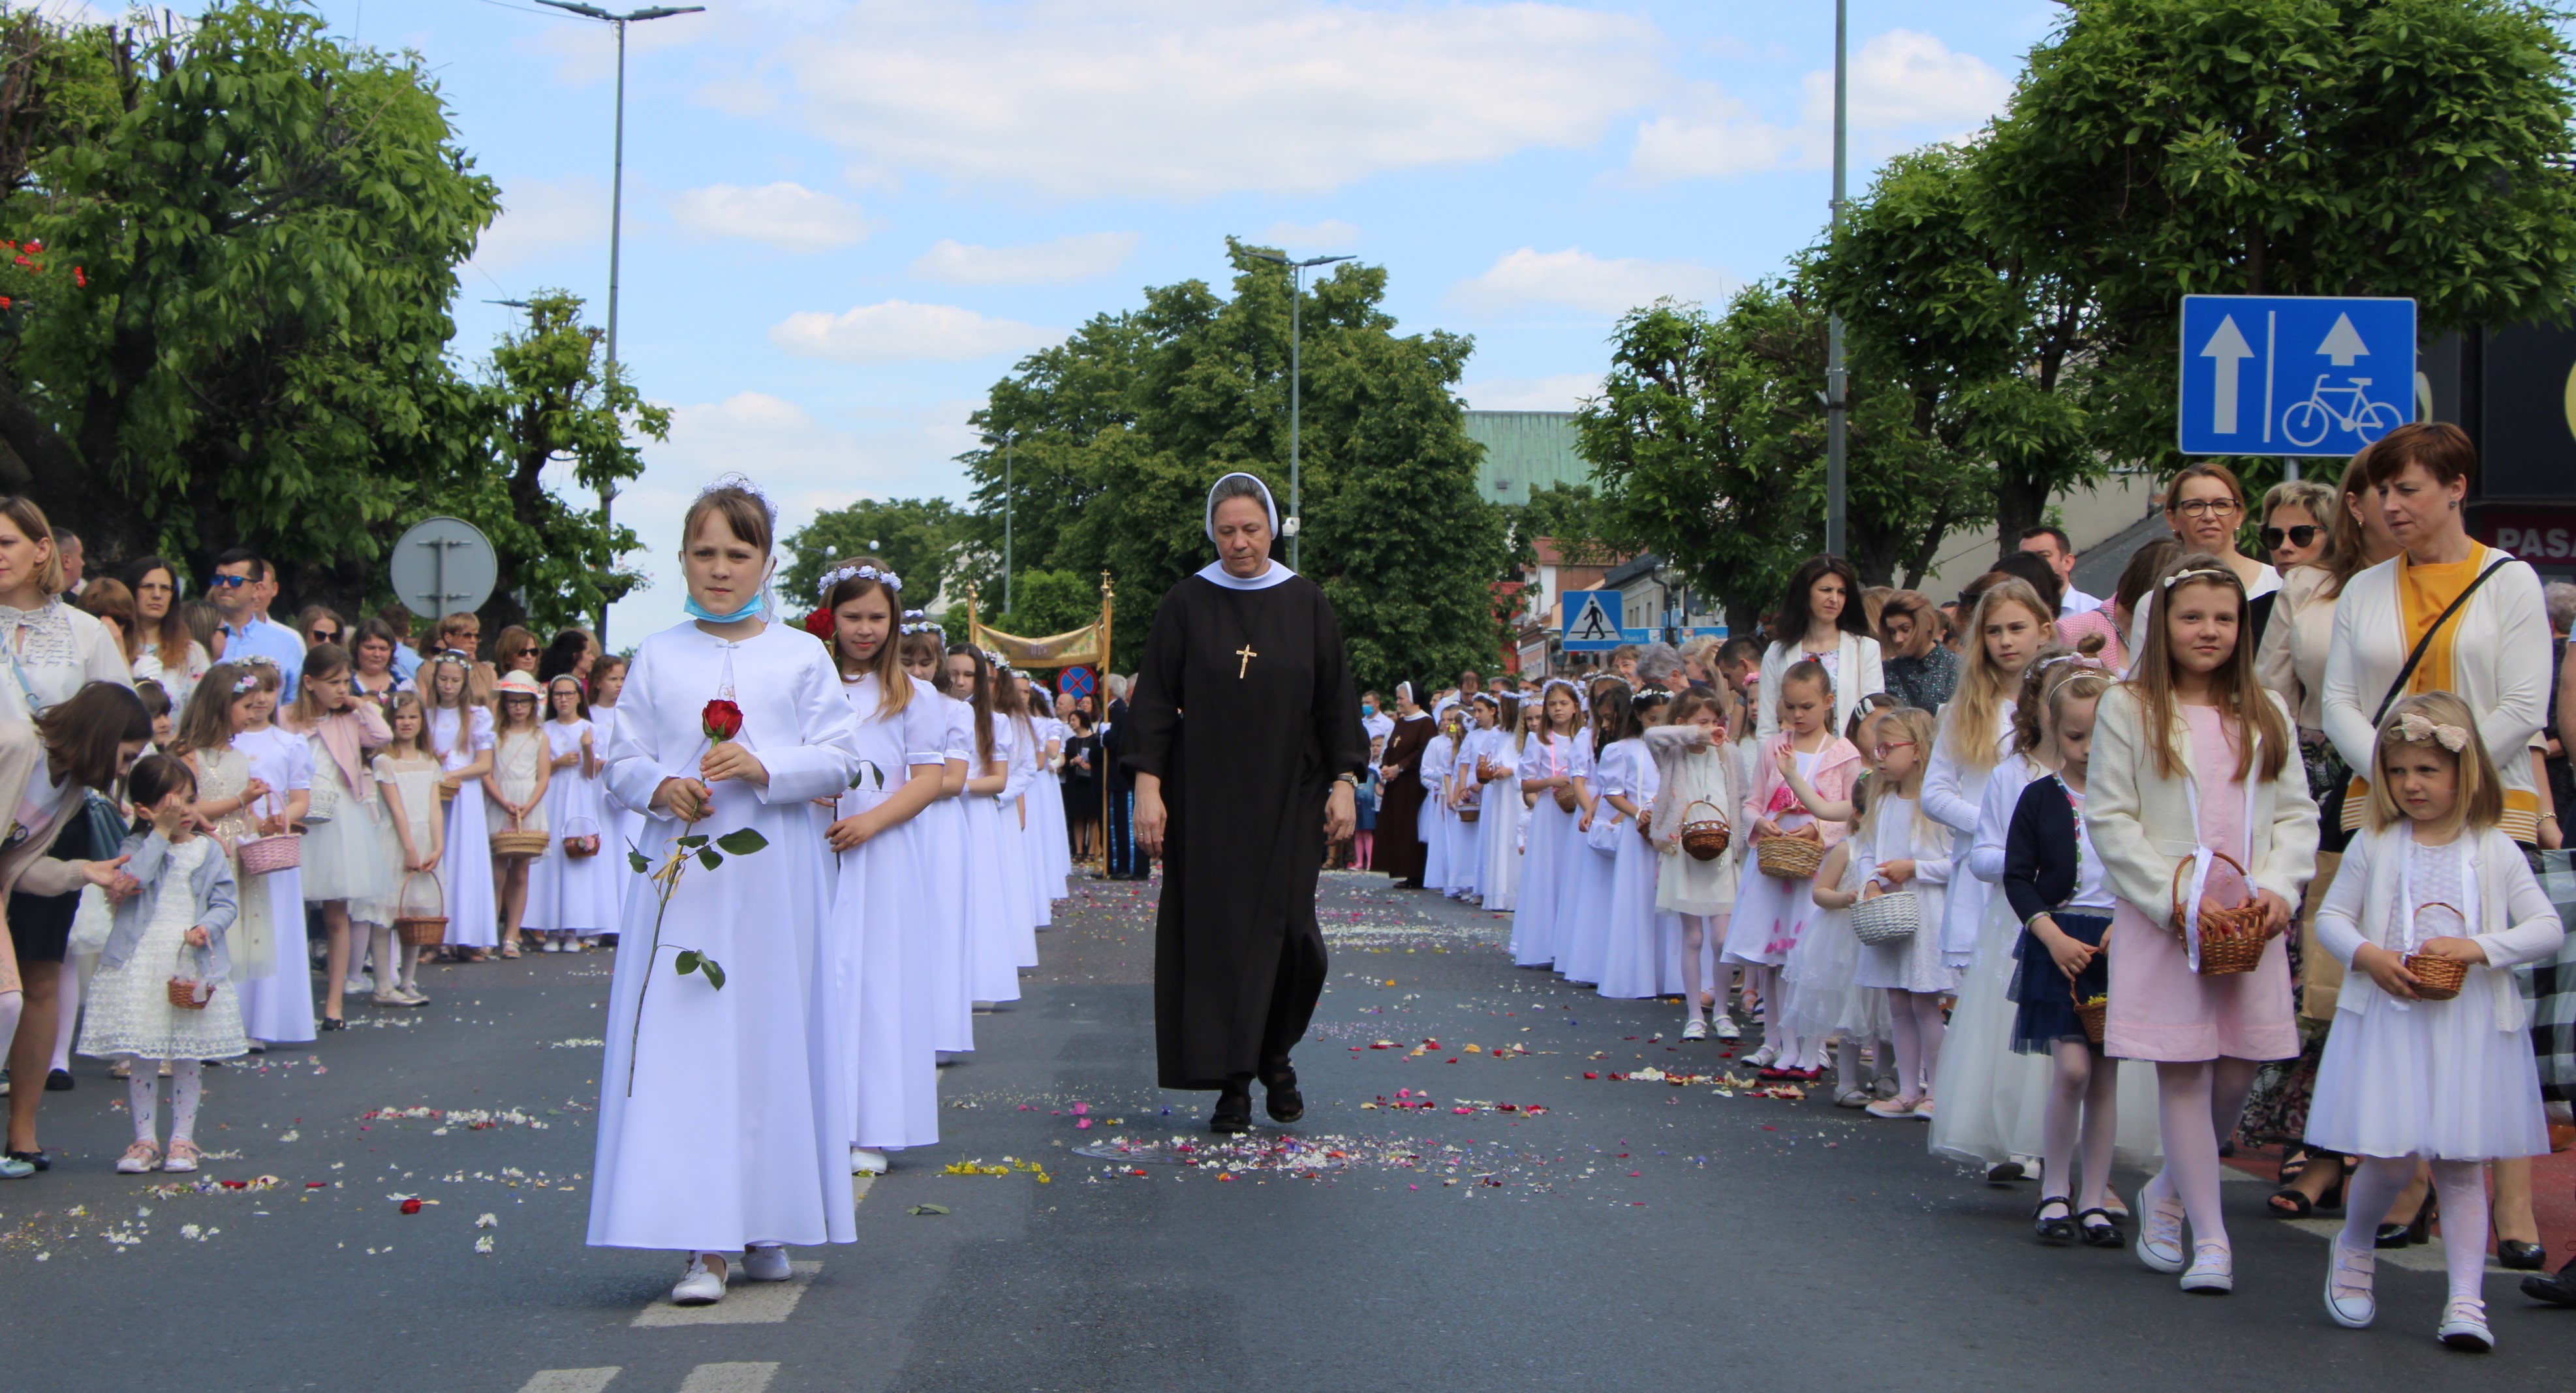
left=1204, top=472, right=1280, bottom=544
left=2160, top=566, right=2234, bottom=592
left=817, top=562, right=901, bottom=597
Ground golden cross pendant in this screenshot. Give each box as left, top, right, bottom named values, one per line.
left=1235, top=643, right=1258, bottom=678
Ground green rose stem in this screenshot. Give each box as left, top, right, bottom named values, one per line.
left=625, top=726, right=768, bottom=1097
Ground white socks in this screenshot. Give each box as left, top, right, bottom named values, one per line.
left=129, top=1058, right=205, bottom=1145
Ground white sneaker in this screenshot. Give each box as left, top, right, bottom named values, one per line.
left=2436, top=1297, right=2493, bottom=1352
left=2324, top=1242, right=2376, bottom=1329
left=849, top=1146, right=890, bottom=1176
left=1681, top=1018, right=1708, bottom=1041
left=741, top=1243, right=792, bottom=1282
left=2135, top=1184, right=2187, bottom=1274
left=671, top=1254, right=726, bottom=1306
left=1713, top=1015, right=1740, bottom=1042
left=1743, top=1045, right=1779, bottom=1069
left=345, top=975, right=372, bottom=996
left=398, top=987, right=429, bottom=1005
left=372, top=991, right=410, bottom=1007
left=2179, top=1242, right=2233, bottom=1294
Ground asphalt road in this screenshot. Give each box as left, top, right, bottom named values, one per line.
left=3, top=870, right=2568, bottom=1392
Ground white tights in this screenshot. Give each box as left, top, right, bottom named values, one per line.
left=1679, top=916, right=1714, bottom=1022
left=2341, top=1156, right=2490, bottom=1305
left=2042, top=1041, right=2120, bottom=1210
left=2145, top=1057, right=2261, bottom=1257
left=1884, top=990, right=1948, bottom=1099
left=1744, top=964, right=1804, bottom=1064
left=129, top=1057, right=204, bottom=1146
left=0, top=988, right=20, bottom=1063
left=49, top=960, right=80, bottom=1074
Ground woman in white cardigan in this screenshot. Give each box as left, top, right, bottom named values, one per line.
left=2306, top=694, right=2563, bottom=1352
left=2087, top=557, right=2317, bottom=1296
left=1752, top=554, right=1884, bottom=749
left=2320, top=423, right=2554, bottom=851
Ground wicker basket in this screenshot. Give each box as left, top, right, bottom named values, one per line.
left=2169, top=850, right=2270, bottom=976
left=166, top=943, right=209, bottom=1011
left=489, top=812, right=551, bottom=859
left=1755, top=833, right=1824, bottom=880
left=2402, top=901, right=2469, bottom=1000
left=2074, top=994, right=2109, bottom=1045
left=239, top=832, right=302, bottom=876
left=393, top=870, right=448, bottom=948
left=1850, top=881, right=1920, bottom=946
left=561, top=815, right=602, bottom=859
left=1553, top=786, right=1579, bottom=814
left=1679, top=800, right=1731, bottom=861
left=1459, top=808, right=1479, bottom=825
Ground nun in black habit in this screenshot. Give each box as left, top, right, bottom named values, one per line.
left=1126, top=473, right=1368, bottom=1133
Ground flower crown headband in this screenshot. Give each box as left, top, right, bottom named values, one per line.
left=816, top=562, right=901, bottom=597
left=2393, top=711, right=2470, bottom=754
left=2160, top=566, right=2235, bottom=592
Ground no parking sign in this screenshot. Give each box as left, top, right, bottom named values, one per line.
left=1057, top=666, right=1096, bottom=697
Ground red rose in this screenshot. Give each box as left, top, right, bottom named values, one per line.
left=702, top=698, right=743, bottom=743
left=801, top=606, right=833, bottom=639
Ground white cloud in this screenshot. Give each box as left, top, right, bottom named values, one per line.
left=1628, top=29, right=2009, bottom=182
left=1449, top=247, right=1733, bottom=318
left=776, top=0, right=1662, bottom=198
left=769, top=300, right=1061, bottom=363
left=467, top=176, right=608, bottom=273
left=670, top=182, right=872, bottom=252
left=910, top=232, right=1139, bottom=284
left=1257, top=219, right=1363, bottom=251
left=1461, top=373, right=1602, bottom=413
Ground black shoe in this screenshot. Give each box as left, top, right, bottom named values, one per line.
left=319, top=1016, right=348, bottom=1032
left=2032, top=1197, right=2076, bottom=1246
left=2075, top=1208, right=2122, bottom=1248
left=1261, top=1067, right=1303, bottom=1124
left=2378, top=1191, right=2437, bottom=1249
left=43, top=1069, right=72, bottom=1092
left=1209, top=1086, right=1252, bottom=1135
left=2500, top=1239, right=2548, bottom=1272
left=2521, top=1254, right=2576, bottom=1307
left=5, top=1149, right=47, bottom=1172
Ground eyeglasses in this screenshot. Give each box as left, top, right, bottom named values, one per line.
left=312, top=629, right=342, bottom=644
left=2259, top=525, right=2321, bottom=551
left=208, top=574, right=251, bottom=588
left=2168, top=498, right=2241, bottom=520
left=1870, top=740, right=1916, bottom=758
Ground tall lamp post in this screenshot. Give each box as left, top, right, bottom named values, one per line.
left=535, top=1, right=703, bottom=640
left=1823, top=0, right=1849, bottom=558
left=1248, top=249, right=1354, bottom=570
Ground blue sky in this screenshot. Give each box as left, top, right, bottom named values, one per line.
left=271, top=0, right=2063, bottom=632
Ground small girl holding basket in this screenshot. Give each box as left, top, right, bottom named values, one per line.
left=2307, top=692, right=2564, bottom=1353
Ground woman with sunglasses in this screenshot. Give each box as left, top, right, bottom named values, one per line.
left=296, top=604, right=347, bottom=652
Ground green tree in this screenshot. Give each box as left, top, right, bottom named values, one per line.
left=960, top=240, right=1508, bottom=690
left=1502, top=482, right=1615, bottom=574
left=1975, top=0, right=2576, bottom=474
left=0, top=2, right=504, bottom=607
left=781, top=496, right=966, bottom=609
left=461, top=290, right=667, bottom=637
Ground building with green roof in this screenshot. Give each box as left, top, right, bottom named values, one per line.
left=1463, top=410, right=1590, bottom=505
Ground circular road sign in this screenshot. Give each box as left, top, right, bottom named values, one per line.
left=388, top=515, right=499, bottom=620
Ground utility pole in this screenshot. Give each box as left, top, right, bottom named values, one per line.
left=535, top=2, right=703, bottom=639
left=1003, top=436, right=1015, bottom=613
left=1823, top=0, right=1850, bottom=558
left=1248, top=250, right=1354, bottom=569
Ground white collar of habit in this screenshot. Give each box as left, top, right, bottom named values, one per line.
left=1194, top=559, right=1297, bottom=592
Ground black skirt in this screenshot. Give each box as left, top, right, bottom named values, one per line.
left=6, top=809, right=102, bottom=966
left=2008, top=910, right=2111, bottom=1054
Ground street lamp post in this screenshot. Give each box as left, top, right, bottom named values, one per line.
left=1249, top=250, right=1354, bottom=570
left=1823, top=0, right=1849, bottom=559
left=1003, top=435, right=1015, bottom=613
left=535, top=1, right=703, bottom=640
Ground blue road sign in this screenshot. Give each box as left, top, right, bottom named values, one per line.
left=2179, top=295, right=2415, bottom=457
left=1560, top=590, right=1625, bottom=651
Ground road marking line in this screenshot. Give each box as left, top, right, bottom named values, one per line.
left=675, top=1364, right=779, bottom=1393
left=853, top=1174, right=874, bottom=1204
left=631, top=1262, right=820, bottom=1327
left=518, top=1370, right=619, bottom=1393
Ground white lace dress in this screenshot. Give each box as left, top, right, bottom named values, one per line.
left=77, top=837, right=249, bottom=1061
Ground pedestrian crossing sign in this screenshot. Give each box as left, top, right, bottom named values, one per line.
left=1561, top=590, right=1624, bottom=651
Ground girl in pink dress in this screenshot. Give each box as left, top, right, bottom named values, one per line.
left=2088, top=554, right=2318, bottom=1296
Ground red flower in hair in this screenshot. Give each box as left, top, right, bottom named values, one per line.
left=702, top=699, right=743, bottom=744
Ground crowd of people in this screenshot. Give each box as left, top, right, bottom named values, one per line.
left=1359, top=423, right=2576, bottom=1353
left=0, top=482, right=1114, bottom=1307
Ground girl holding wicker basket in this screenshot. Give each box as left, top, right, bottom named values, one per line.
left=2304, top=692, right=2564, bottom=1353
left=1724, top=660, right=1860, bottom=1079
left=2088, top=554, right=2318, bottom=1296
left=2000, top=665, right=2122, bottom=1247
left=78, top=754, right=241, bottom=1175
left=366, top=693, right=443, bottom=1006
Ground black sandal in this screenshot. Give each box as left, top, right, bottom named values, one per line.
left=1209, top=1083, right=1253, bottom=1135
left=2269, top=1161, right=2346, bottom=1218
left=2076, top=1208, right=2122, bottom=1247
left=1259, top=1065, right=1303, bottom=1124
left=2032, top=1197, right=2076, bottom=1246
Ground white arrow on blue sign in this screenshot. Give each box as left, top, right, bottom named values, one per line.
left=2178, top=295, right=2416, bottom=458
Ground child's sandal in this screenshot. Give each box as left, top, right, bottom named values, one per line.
left=2077, top=1208, right=2122, bottom=1247
left=116, top=1140, right=161, bottom=1174
left=163, top=1139, right=202, bottom=1173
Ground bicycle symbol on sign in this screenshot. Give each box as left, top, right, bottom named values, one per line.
left=2282, top=376, right=2402, bottom=448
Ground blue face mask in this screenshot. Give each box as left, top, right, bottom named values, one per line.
left=684, top=560, right=775, bottom=624
left=1361, top=703, right=1376, bottom=716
